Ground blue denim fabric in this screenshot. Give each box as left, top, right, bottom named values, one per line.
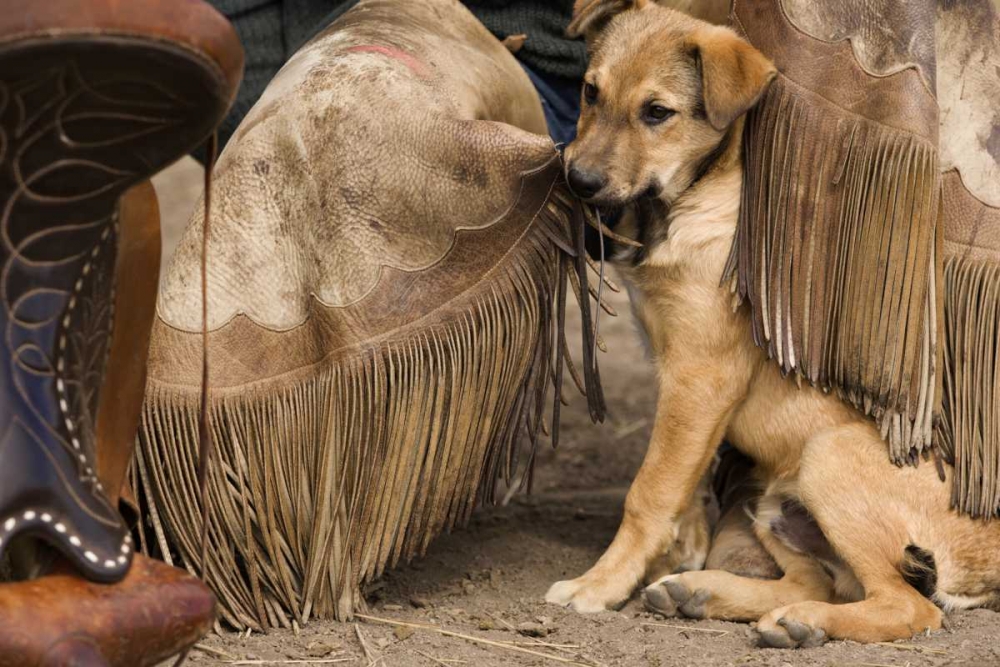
left=519, top=62, right=581, bottom=149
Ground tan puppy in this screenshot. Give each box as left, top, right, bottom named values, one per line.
left=546, top=0, right=1000, bottom=647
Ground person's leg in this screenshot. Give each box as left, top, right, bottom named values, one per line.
left=0, top=1, right=241, bottom=663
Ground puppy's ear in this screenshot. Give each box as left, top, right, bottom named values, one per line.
left=566, top=0, right=647, bottom=40
left=689, top=27, right=776, bottom=131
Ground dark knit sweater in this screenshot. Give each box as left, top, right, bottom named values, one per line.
left=206, top=0, right=586, bottom=151
left=460, top=1, right=585, bottom=80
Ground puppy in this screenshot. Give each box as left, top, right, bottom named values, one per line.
left=546, top=0, right=1000, bottom=647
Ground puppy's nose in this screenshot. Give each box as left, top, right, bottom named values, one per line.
left=567, top=166, right=606, bottom=199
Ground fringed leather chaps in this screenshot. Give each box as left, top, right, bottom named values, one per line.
left=137, top=0, right=605, bottom=630
left=729, top=0, right=1000, bottom=518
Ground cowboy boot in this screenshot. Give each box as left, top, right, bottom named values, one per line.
left=0, top=1, right=242, bottom=664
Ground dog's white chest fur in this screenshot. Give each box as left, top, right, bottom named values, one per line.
left=644, top=168, right=742, bottom=272
left=613, top=168, right=744, bottom=363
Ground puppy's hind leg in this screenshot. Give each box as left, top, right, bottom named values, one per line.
left=756, top=424, right=944, bottom=648
left=643, top=489, right=835, bottom=622
left=704, top=448, right=781, bottom=580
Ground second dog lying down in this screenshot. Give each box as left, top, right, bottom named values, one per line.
left=545, top=0, right=1000, bottom=647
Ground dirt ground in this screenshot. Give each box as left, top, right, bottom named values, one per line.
left=153, top=159, right=1000, bottom=667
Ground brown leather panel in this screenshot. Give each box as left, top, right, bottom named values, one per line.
left=0, top=555, right=214, bottom=667
left=733, top=0, right=938, bottom=144
left=780, top=0, right=937, bottom=90
left=156, top=0, right=550, bottom=332
left=0, top=0, right=243, bottom=100
left=942, top=170, right=1000, bottom=262
left=148, top=157, right=565, bottom=389
left=321, top=0, right=548, bottom=135
left=95, top=182, right=161, bottom=505
left=934, top=0, right=1000, bottom=518
left=937, top=0, right=1000, bottom=208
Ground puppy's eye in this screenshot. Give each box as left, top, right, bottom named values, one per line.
left=643, top=104, right=676, bottom=125
left=583, top=82, right=598, bottom=104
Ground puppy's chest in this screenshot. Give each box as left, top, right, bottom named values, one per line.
left=613, top=215, right=736, bottom=311
left=615, top=257, right=734, bottom=364
left=611, top=193, right=738, bottom=270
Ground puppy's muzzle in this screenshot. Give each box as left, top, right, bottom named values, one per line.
left=566, top=165, right=607, bottom=200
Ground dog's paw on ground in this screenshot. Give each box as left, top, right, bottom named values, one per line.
left=642, top=580, right=679, bottom=617
left=544, top=578, right=627, bottom=613
left=756, top=615, right=827, bottom=649
left=643, top=575, right=710, bottom=619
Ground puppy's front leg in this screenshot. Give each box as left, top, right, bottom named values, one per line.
left=546, top=363, right=740, bottom=612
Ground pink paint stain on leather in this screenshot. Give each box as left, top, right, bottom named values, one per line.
left=343, top=45, right=430, bottom=78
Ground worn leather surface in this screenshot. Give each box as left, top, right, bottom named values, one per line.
left=937, top=0, right=1000, bottom=210
left=0, top=555, right=215, bottom=667
left=141, top=0, right=592, bottom=628
left=156, top=0, right=553, bottom=334
left=759, top=0, right=1000, bottom=228
left=151, top=157, right=564, bottom=388
left=734, top=0, right=938, bottom=144
left=935, top=0, right=1000, bottom=514
left=0, top=0, right=243, bottom=91
left=939, top=1, right=1000, bottom=258
left=780, top=0, right=938, bottom=91
left=942, top=171, right=1000, bottom=261
left=0, top=0, right=241, bottom=583
left=939, top=0, right=1000, bottom=256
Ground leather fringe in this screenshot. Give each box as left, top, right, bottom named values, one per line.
left=134, top=193, right=604, bottom=629
left=937, top=255, right=1000, bottom=519
left=725, top=76, right=940, bottom=464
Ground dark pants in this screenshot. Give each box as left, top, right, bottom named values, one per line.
left=519, top=64, right=581, bottom=148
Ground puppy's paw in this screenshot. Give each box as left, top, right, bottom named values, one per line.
left=756, top=608, right=827, bottom=649
left=544, top=576, right=631, bottom=613
left=643, top=575, right=710, bottom=619
left=642, top=580, right=678, bottom=617
left=545, top=580, right=585, bottom=607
